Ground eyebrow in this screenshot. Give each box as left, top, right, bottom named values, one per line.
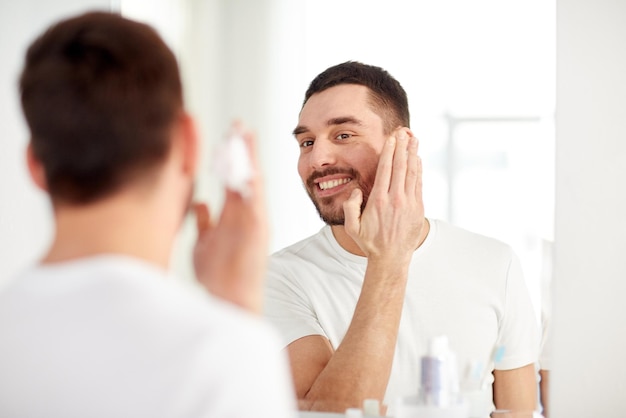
left=292, top=116, right=364, bottom=137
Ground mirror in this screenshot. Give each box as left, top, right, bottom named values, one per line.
left=121, top=0, right=554, bottom=413
left=121, top=0, right=555, bottom=330
left=0, top=0, right=555, bottom=414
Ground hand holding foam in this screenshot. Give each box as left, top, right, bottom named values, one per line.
left=212, top=130, right=254, bottom=198
left=194, top=122, right=268, bottom=314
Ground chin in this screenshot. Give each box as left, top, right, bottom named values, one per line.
left=315, top=204, right=346, bottom=226
left=307, top=188, right=350, bottom=226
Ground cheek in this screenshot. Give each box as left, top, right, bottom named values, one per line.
left=353, top=144, right=381, bottom=175
left=297, top=156, right=308, bottom=181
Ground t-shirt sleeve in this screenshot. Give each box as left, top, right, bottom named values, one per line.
left=263, top=257, right=328, bottom=348
left=495, top=251, right=541, bottom=370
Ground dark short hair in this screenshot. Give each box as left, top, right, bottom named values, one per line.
left=303, top=61, right=410, bottom=133
left=20, top=11, right=183, bottom=204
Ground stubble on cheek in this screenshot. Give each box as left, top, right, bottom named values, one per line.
left=304, top=167, right=376, bottom=226
left=300, top=141, right=382, bottom=225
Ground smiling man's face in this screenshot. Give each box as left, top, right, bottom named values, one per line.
left=294, top=84, right=387, bottom=225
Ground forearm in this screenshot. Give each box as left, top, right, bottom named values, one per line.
left=493, top=364, right=538, bottom=411
left=302, top=261, right=408, bottom=410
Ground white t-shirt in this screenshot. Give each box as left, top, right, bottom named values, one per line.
left=0, top=255, right=297, bottom=418
left=264, top=219, right=540, bottom=415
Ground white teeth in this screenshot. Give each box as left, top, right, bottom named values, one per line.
left=319, top=178, right=351, bottom=190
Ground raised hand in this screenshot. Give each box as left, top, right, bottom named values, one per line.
left=343, top=128, right=426, bottom=264
left=192, top=123, right=269, bottom=314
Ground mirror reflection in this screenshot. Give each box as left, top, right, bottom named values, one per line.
left=2, top=1, right=553, bottom=417
left=121, top=0, right=554, bottom=416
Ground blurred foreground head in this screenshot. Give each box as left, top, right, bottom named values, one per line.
left=20, top=11, right=184, bottom=205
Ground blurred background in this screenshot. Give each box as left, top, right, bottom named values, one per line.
left=1, top=1, right=624, bottom=416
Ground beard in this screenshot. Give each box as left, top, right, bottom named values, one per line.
left=305, top=166, right=374, bottom=226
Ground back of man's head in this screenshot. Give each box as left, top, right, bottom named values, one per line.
left=303, top=61, right=410, bottom=134
left=20, top=11, right=183, bottom=205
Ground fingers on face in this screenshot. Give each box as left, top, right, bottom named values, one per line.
left=372, top=135, right=397, bottom=194
left=343, top=188, right=364, bottom=236
left=389, top=129, right=411, bottom=194
left=376, top=128, right=422, bottom=194
left=405, top=135, right=421, bottom=196
left=375, top=128, right=420, bottom=197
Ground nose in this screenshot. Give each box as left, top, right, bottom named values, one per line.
left=307, top=138, right=336, bottom=170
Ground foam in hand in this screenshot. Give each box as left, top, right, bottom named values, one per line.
left=212, top=131, right=253, bottom=198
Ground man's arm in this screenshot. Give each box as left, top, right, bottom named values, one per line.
left=288, top=259, right=411, bottom=411
left=288, top=130, right=426, bottom=412
left=493, top=364, right=538, bottom=411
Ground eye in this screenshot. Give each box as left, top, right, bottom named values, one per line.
left=300, top=139, right=314, bottom=148
left=335, top=133, right=352, bottom=141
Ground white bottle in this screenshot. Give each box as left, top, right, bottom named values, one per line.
left=420, top=335, right=453, bottom=407
left=395, top=335, right=468, bottom=418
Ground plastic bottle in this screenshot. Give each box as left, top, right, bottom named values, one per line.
left=420, top=335, right=452, bottom=407
left=395, top=335, right=468, bottom=418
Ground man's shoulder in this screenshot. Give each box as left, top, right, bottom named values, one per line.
left=265, top=226, right=349, bottom=289
left=1, top=256, right=275, bottom=342
left=0, top=259, right=292, bottom=418
left=430, top=218, right=515, bottom=254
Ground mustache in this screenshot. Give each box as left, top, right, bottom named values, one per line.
left=306, top=167, right=358, bottom=189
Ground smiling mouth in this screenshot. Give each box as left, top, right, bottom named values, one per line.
left=318, top=178, right=351, bottom=191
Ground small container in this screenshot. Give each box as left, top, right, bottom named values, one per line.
left=345, top=407, right=364, bottom=417
left=396, top=336, right=468, bottom=418
left=363, top=399, right=380, bottom=416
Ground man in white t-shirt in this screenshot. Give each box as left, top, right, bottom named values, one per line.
left=0, top=12, right=296, bottom=418
left=264, top=61, right=540, bottom=416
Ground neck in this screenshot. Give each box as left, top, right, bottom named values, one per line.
left=43, top=189, right=182, bottom=270
left=330, top=218, right=431, bottom=257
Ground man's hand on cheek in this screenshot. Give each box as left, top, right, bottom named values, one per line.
left=343, top=128, right=426, bottom=263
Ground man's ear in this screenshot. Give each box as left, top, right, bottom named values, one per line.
left=26, top=142, right=48, bottom=192
left=174, top=112, right=199, bottom=177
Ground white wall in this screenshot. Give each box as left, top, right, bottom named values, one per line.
left=552, top=0, right=626, bottom=416
left=0, top=0, right=112, bottom=285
